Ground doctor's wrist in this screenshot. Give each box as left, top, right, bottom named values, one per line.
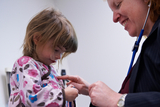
left=117, top=94, right=127, bottom=107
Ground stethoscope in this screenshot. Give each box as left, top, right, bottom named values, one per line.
left=61, top=70, right=75, bottom=107
left=127, top=1, right=151, bottom=75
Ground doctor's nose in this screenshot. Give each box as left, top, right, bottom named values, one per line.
left=113, top=11, right=120, bottom=23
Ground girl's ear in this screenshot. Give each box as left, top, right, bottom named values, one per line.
left=33, top=32, right=41, bottom=45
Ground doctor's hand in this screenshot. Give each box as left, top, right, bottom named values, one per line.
left=57, top=75, right=90, bottom=95
left=89, top=81, right=122, bottom=107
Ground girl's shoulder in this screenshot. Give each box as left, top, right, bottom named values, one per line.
left=15, top=56, right=35, bottom=66
left=13, top=56, right=42, bottom=69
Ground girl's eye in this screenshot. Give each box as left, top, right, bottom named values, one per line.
left=54, top=49, right=59, bottom=52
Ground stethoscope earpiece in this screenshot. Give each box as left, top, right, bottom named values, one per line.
left=148, top=1, right=151, bottom=7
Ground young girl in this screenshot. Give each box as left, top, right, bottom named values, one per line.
left=8, top=8, right=78, bottom=107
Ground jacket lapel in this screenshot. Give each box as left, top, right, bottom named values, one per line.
left=129, top=16, right=160, bottom=93
left=129, top=56, right=141, bottom=92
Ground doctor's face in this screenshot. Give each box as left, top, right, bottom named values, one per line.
left=107, top=0, right=150, bottom=37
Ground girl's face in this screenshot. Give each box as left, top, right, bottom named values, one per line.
left=107, top=0, right=153, bottom=37
left=36, top=38, right=66, bottom=65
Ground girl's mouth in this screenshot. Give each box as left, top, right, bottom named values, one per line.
left=51, top=60, right=56, bottom=63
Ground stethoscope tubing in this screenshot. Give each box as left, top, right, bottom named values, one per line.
left=127, top=29, right=144, bottom=75
left=127, top=2, right=151, bottom=75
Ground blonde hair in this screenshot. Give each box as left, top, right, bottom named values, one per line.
left=22, top=8, right=78, bottom=60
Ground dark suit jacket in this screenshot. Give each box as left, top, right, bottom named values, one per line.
left=90, top=16, right=160, bottom=107
left=125, top=16, right=160, bottom=107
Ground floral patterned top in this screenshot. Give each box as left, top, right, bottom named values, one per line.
left=8, top=56, right=66, bottom=107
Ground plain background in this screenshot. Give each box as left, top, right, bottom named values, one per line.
left=0, top=0, right=145, bottom=107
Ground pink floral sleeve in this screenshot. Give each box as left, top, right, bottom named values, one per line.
left=8, top=56, right=65, bottom=107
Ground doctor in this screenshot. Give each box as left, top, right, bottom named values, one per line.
left=57, top=0, right=160, bottom=106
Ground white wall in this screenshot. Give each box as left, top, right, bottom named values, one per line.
left=53, top=0, right=145, bottom=107
left=0, top=0, right=145, bottom=107
left=0, top=1, right=70, bottom=107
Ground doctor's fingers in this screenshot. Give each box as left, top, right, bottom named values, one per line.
left=88, top=83, right=101, bottom=106
left=67, top=82, right=84, bottom=93
left=89, top=81, right=101, bottom=96
left=57, top=75, right=80, bottom=83
left=89, top=81, right=103, bottom=91
left=67, top=82, right=80, bottom=88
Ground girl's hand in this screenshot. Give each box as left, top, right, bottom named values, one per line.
left=64, top=84, right=78, bottom=102
left=57, top=75, right=90, bottom=95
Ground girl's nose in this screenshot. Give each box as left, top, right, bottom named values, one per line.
left=113, top=11, right=120, bottom=23
left=55, top=54, right=61, bottom=59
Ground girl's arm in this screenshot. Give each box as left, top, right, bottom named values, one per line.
left=9, top=57, right=78, bottom=107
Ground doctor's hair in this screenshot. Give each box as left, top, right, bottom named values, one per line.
left=22, top=8, right=78, bottom=59
left=149, top=0, right=160, bottom=22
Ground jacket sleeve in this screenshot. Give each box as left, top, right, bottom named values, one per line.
left=9, top=57, right=66, bottom=107
left=125, top=92, right=160, bottom=107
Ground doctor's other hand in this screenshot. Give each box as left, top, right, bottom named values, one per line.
left=65, top=84, right=78, bottom=102
left=57, top=75, right=90, bottom=95
left=89, top=81, right=122, bottom=107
